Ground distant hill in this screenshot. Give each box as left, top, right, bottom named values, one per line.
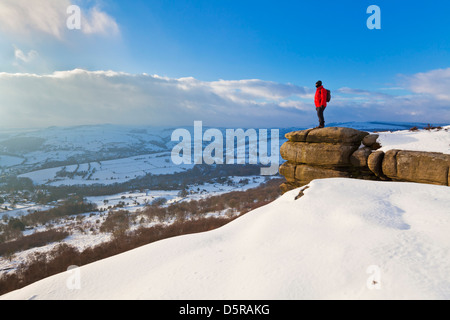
left=1, top=122, right=447, bottom=181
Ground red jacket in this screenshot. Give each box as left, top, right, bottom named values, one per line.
left=315, top=85, right=327, bottom=108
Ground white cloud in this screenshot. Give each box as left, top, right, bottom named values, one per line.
left=10, top=45, right=48, bottom=73
left=278, top=100, right=310, bottom=111
left=0, top=69, right=310, bottom=129
left=0, top=0, right=119, bottom=40
left=329, top=82, right=450, bottom=124
left=405, top=67, right=450, bottom=101
left=0, top=68, right=448, bottom=130
left=209, top=79, right=309, bottom=102
left=0, top=0, right=70, bottom=39
left=81, top=6, right=119, bottom=36
left=13, top=46, right=39, bottom=64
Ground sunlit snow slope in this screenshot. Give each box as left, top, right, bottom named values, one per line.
left=2, top=178, right=450, bottom=300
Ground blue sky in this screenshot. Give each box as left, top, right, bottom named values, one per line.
left=0, top=0, right=449, bottom=128
left=116, top=0, right=450, bottom=88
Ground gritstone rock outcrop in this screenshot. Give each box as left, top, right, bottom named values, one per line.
left=279, top=127, right=450, bottom=193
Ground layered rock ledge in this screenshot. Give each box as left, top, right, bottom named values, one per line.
left=279, top=127, right=450, bottom=193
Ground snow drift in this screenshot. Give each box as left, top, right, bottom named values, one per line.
left=2, top=178, right=450, bottom=300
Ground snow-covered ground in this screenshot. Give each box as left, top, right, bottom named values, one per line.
left=0, top=204, right=54, bottom=219
left=18, top=152, right=194, bottom=186
left=0, top=155, right=24, bottom=168
left=2, top=178, right=449, bottom=300
left=1, top=124, right=449, bottom=299
left=86, top=175, right=271, bottom=211
left=377, top=125, right=450, bottom=154
left=0, top=176, right=271, bottom=275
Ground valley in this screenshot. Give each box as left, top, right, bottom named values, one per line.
left=0, top=121, right=447, bottom=296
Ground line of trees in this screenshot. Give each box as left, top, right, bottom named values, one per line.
left=0, top=197, right=97, bottom=244
left=142, top=178, right=281, bottom=223
left=1, top=164, right=265, bottom=203
left=0, top=178, right=283, bottom=296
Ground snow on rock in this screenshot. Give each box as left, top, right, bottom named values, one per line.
left=377, top=126, right=450, bottom=154
left=2, top=178, right=450, bottom=300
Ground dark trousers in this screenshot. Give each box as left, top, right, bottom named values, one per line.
left=316, top=106, right=325, bottom=127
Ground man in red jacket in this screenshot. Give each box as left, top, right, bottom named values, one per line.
left=314, top=80, right=327, bottom=128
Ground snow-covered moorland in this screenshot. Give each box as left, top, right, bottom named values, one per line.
left=0, top=175, right=272, bottom=275
left=1, top=124, right=449, bottom=300
left=377, top=125, right=450, bottom=154
left=2, top=178, right=450, bottom=300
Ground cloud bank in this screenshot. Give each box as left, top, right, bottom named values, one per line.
left=0, top=0, right=119, bottom=39
left=0, top=69, right=449, bottom=129
left=406, top=68, right=450, bottom=102
left=0, top=69, right=310, bottom=128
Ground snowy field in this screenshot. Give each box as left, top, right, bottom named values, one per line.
left=1, top=124, right=449, bottom=299
left=377, top=126, right=450, bottom=154
left=86, top=175, right=271, bottom=211
left=0, top=125, right=174, bottom=178
left=0, top=155, right=24, bottom=168
left=18, top=152, right=194, bottom=186
left=20, top=125, right=450, bottom=186
left=0, top=176, right=271, bottom=275
left=2, top=178, right=450, bottom=300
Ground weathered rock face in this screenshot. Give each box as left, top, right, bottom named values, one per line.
left=367, top=150, right=386, bottom=179
left=350, top=147, right=372, bottom=167
left=380, top=150, right=450, bottom=186
left=279, top=127, right=373, bottom=192
left=286, top=127, right=369, bottom=145
left=279, top=162, right=350, bottom=186
left=362, top=134, right=381, bottom=150
left=279, top=127, right=450, bottom=192
left=280, top=142, right=359, bottom=167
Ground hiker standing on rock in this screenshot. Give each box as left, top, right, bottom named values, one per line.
left=314, top=80, right=329, bottom=128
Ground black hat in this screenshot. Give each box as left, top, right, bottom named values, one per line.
left=316, top=80, right=322, bottom=86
